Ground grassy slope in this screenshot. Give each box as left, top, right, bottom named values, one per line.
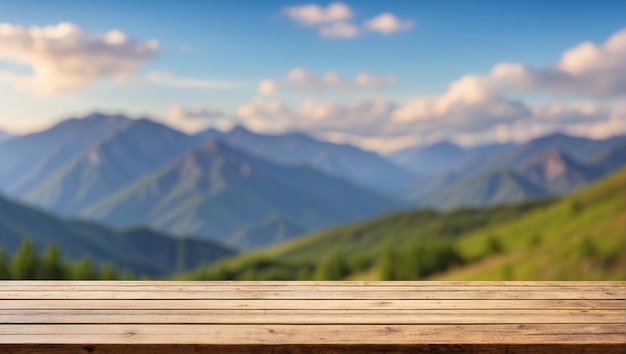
left=179, top=198, right=551, bottom=280
left=430, top=168, right=625, bottom=280
left=180, top=168, right=625, bottom=281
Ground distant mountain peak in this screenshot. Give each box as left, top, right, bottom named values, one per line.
left=123, top=117, right=187, bottom=135
left=80, top=112, right=132, bottom=124
left=522, top=149, right=582, bottom=180
left=230, top=125, right=253, bottom=134
left=422, top=140, right=463, bottom=154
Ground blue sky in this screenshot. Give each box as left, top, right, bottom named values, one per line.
left=0, top=0, right=624, bottom=151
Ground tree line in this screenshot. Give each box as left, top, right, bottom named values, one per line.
left=0, top=240, right=133, bottom=280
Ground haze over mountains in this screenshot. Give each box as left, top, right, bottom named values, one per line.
left=389, top=141, right=513, bottom=176
left=0, top=112, right=624, bottom=250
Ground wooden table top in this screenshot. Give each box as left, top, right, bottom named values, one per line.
left=0, top=281, right=624, bottom=353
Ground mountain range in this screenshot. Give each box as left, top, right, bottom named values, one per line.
left=0, top=113, right=132, bottom=194
left=20, top=119, right=200, bottom=214
left=0, top=193, right=234, bottom=277
left=197, top=125, right=416, bottom=191
left=403, top=133, right=626, bottom=209
left=0, top=112, right=624, bottom=249
left=79, top=140, right=401, bottom=244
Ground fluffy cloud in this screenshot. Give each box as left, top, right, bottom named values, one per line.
left=390, top=27, right=626, bottom=134
left=531, top=102, right=609, bottom=125
left=364, top=13, right=414, bottom=35
left=235, top=98, right=295, bottom=132
left=146, top=71, right=245, bottom=89
left=204, top=28, right=626, bottom=151
left=258, top=67, right=396, bottom=94
left=232, top=94, right=623, bottom=153
left=285, top=2, right=353, bottom=25
left=238, top=28, right=626, bottom=151
left=551, top=29, right=626, bottom=96
left=0, top=22, right=159, bottom=96
left=391, top=72, right=532, bottom=131
left=166, top=104, right=225, bottom=133
left=283, top=3, right=413, bottom=39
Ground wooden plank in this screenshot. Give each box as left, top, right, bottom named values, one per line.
left=0, top=309, right=621, bottom=324
left=1, top=289, right=621, bottom=299
left=1, top=344, right=624, bottom=354
left=1, top=324, right=624, bottom=345
left=3, top=299, right=622, bottom=310
left=1, top=281, right=623, bottom=353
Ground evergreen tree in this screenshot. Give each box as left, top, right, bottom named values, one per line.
left=296, top=266, right=311, bottom=280
left=0, top=248, right=10, bottom=280
left=485, top=235, right=503, bottom=255
left=72, top=258, right=96, bottom=280
left=378, top=247, right=397, bottom=281
left=314, top=251, right=350, bottom=280
left=98, top=263, right=118, bottom=280
left=10, top=239, right=38, bottom=280
left=40, top=243, right=65, bottom=280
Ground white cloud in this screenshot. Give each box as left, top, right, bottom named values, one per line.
left=235, top=97, right=295, bottom=132
left=389, top=27, right=626, bottom=136
left=258, top=79, right=278, bottom=94
left=364, top=13, right=414, bottom=35
left=258, top=67, right=396, bottom=94
left=232, top=92, right=625, bottom=153
left=548, top=28, right=626, bottom=97
left=285, top=2, right=352, bottom=26
left=354, top=72, right=397, bottom=88
left=146, top=71, right=245, bottom=89
left=0, top=22, right=159, bottom=96
left=237, top=27, right=626, bottom=152
left=283, top=3, right=413, bottom=39
left=531, top=102, right=609, bottom=125
left=166, top=104, right=226, bottom=133
left=319, top=22, right=360, bottom=39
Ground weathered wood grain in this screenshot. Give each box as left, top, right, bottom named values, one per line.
left=2, top=299, right=621, bottom=310
left=0, top=281, right=623, bottom=353
left=1, top=309, right=621, bottom=324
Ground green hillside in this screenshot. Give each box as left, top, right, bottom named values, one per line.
left=228, top=215, right=306, bottom=251
left=426, top=169, right=548, bottom=209
left=178, top=197, right=551, bottom=280
left=179, top=168, right=625, bottom=281
left=432, top=167, right=625, bottom=280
